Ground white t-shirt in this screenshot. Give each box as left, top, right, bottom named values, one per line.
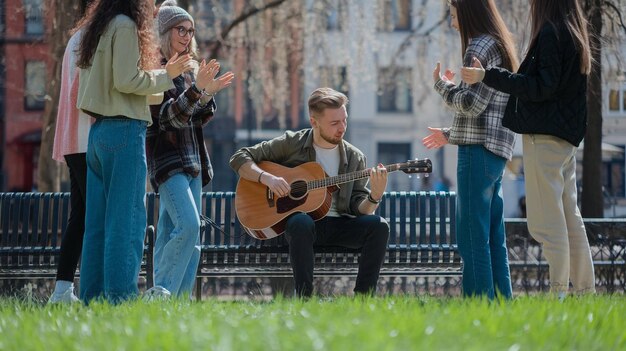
left=313, top=143, right=341, bottom=217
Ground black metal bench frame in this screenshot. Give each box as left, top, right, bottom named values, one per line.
left=2, top=191, right=624, bottom=298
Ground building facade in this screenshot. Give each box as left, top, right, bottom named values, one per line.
left=0, top=0, right=48, bottom=191
left=1, top=0, right=624, bottom=206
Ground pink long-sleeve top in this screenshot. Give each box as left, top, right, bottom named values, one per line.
left=52, top=31, right=92, bottom=163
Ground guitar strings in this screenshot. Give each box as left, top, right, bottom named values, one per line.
left=269, top=161, right=428, bottom=193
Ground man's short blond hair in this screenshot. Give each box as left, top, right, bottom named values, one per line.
left=308, top=88, right=348, bottom=118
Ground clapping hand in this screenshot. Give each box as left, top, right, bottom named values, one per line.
left=195, top=59, right=235, bottom=95
left=165, top=52, right=194, bottom=78
left=433, top=62, right=456, bottom=84
left=460, top=57, right=486, bottom=84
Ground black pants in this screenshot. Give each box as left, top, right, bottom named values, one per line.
left=284, top=213, right=390, bottom=297
left=55, top=153, right=87, bottom=282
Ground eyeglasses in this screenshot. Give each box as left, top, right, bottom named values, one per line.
left=174, top=26, right=195, bottom=38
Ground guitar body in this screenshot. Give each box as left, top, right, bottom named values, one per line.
left=235, top=158, right=432, bottom=240
left=236, top=162, right=334, bottom=240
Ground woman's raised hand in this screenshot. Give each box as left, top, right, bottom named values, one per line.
left=165, top=52, right=194, bottom=79
left=422, top=127, right=449, bottom=149
left=195, top=59, right=235, bottom=95
left=460, top=57, right=486, bottom=84
left=433, top=62, right=456, bottom=84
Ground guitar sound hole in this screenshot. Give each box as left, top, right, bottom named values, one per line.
left=289, top=180, right=308, bottom=199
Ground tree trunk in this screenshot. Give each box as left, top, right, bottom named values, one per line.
left=581, top=0, right=604, bottom=217
left=37, top=0, right=85, bottom=191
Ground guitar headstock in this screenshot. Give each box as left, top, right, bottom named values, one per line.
left=400, top=158, right=432, bottom=174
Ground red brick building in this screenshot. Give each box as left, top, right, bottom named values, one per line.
left=1, top=0, right=49, bottom=191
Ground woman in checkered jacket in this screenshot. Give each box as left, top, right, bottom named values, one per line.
left=422, top=0, right=518, bottom=300
left=145, top=0, right=234, bottom=300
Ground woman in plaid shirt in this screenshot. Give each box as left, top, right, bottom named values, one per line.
left=422, top=0, right=518, bottom=299
left=145, top=0, right=234, bottom=299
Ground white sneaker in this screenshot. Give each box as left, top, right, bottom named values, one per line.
left=48, top=288, right=80, bottom=304
left=143, top=286, right=172, bottom=302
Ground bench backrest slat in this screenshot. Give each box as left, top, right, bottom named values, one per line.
left=387, top=193, right=397, bottom=245
left=428, top=191, right=437, bottom=245
left=399, top=192, right=408, bottom=245
left=17, top=194, right=29, bottom=246
left=409, top=192, right=417, bottom=245
left=418, top=192, right=427, bottom=245
left=31, top=194, right=42, bottom=247
left=450, top=192, right=457, bottom=244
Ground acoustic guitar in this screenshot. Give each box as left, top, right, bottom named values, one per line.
left=235, top=159, right=432, bottom=240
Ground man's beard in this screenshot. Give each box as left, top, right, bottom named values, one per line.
left=320, top=130, right=342, bottom=145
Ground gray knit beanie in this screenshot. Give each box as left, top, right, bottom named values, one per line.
left=157, top=0, right=194, bottom=35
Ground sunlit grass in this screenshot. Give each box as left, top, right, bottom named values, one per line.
left=0, top=294, right=624, bottom=350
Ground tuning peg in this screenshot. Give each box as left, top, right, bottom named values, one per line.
left=424, top=173, right=429, bottom=178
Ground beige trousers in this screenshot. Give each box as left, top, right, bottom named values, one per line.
left=522, top=134, right=595, bottom=294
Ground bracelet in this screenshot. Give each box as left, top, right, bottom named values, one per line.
left=191, top=83, right=214, bottom=99
left=367, top=193, right=381, bottom=204
left=257, top=171, right=265, bottom=183
left=201, top=89, right=215, bottom=99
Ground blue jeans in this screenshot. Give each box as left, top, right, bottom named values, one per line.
left=456, top=145, right=512, bottom=299
left=80, top=118, right=148, bottom=304
left=153, top=173, right=202, bottom=297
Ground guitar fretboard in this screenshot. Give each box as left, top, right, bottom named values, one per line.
left=307, top=163, right=404, bottom=190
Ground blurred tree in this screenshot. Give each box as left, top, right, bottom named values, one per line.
left=36, top=0, right=290, bottom=190
left=581, top=0, right=626, bottom=217
left=34, top=0, right=626, bottom=202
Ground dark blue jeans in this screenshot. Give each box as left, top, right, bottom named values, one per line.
left=284, top=213, right=389, bottom=297
left=456, top=145, right=512, bottom=299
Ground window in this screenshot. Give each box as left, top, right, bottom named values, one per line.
left=324, top=0, right=346, bottom=31
left=378, top=143, right=411, bottom=191
left=377, top=67, right=412, bottom=113
left=378, top=0, right=412, bottom=31
left=609, top=89, right=619, bottom=111
left=24, top=61, right=46, bottom=110
left=0, top=0, right=5, bottom=33
left=607, top=83, right=626, bottom=114
left=23, top=0, right=44, bottom=35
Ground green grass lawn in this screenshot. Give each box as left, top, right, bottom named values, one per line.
left=0, top=295, right=624, bottom=351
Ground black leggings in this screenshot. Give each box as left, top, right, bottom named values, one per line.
left=55, top=153, right=87, bottom=282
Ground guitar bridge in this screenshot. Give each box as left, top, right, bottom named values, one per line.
left=266, top=187, right=275, bottom=208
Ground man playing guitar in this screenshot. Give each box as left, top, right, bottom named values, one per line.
left=229, top=87, right=390, bottom=298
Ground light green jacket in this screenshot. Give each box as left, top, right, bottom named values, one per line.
left=77, top=15, right=173, bottom=124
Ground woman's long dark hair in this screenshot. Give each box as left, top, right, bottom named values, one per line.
left=74, top=0, right=157, bottom=69
left=529, top=0, right=591, bottom=75
left=450, top=0, right=519, bottom=72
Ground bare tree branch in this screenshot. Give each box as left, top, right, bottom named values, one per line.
left=391, top=14, right=448, bottom=64
left=207, top=0, right=288, bottom=58
left=604, top=0, right=626, bottom=33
